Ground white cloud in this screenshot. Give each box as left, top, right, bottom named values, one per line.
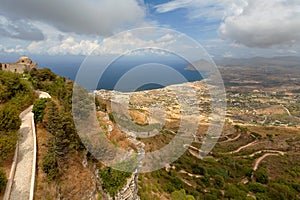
left=26, top=29, right=181, bottom=56
left=220, top=0, right=300, bottom=47
left=0, top=0, right=146, bottom=36
left=0, top=44, right=25, bottom=53
left=28, top=36, right=100, bottom=55
left=155, top=0, right=300, bottom=48
left=154, top=0, right=247, bottom=21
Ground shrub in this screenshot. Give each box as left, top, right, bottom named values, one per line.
left=248, top=182, right=267, bottom=193
left=43, top=151, right=59, bottom=182
left=254, top=168, right=269, bottom=184
left=108, top=113, right=116, bottom=123
left=0, top=105, right=21, bottom=131
left=171, top=189, right=186, bottom=200
left=225, top=185, right=247, bottom=200
left=214, top=175, right=225, bottom=189
left=99, top=167, right=131, bottom=197
left=0, top=131, right=18, bottom=164
left=32, top=98, right=47, bottom=123
left=0, top=168, right=7, bottom=192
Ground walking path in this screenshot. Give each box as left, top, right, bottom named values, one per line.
left=226, top=140, right=258, bottom=154
left=9, top=106, right=34, bottom=200
left=4, top=91, right=50, bottom=200
left=253, top=151, right=285, bottom=171
left=220, top=133, right=241, bottom=143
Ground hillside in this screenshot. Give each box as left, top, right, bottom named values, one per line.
left=0, top=63, right=299, bottom=200
left=0, top=70, right=35, bottom=198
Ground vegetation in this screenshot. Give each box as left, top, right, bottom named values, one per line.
left=0, top=70, right=35, bottom=184
left=32, top=98, right=47, bottom=123
left=42, top=150, right=58, bottom=182
left=28, top=68, right=84, bottom=182
left=99, top=167, right=131, bottom=197
left=0, top=168, right=7, bottom=193
left=0, top=105, right=21, bottom=131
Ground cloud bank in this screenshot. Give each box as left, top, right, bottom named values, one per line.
left=0, top=0, right=146, bottom=36
left=155, top=0, right=300, bottom=48
left=220, top=0, right=300, bottom=47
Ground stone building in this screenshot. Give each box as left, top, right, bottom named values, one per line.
left=1, top=56, right=38, bottom=73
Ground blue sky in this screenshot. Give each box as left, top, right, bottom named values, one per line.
left=0, top=0, right=300, bottom=60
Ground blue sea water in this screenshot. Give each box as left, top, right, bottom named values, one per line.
left=40, top=57, right=204, bottom=92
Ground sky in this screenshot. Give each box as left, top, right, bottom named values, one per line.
left=0, top=0, right=300, bottom=60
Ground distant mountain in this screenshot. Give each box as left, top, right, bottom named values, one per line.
left=215, top=56, right=300, bottom=67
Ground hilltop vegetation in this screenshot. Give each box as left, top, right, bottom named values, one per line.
left=0, top=70, right=35, bottom=193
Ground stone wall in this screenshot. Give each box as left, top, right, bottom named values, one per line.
left=114, top=171, right=140, bottom=200
left=1, top=56, right=38, bottom=74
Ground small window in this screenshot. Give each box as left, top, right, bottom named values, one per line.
left=4, top=64, right=7, bottom=69
left=14, top=69, right=17, bottom=72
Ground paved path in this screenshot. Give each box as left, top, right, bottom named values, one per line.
left=9, top=106, right=34, bottom=200
left=6, top=91, right=51, bottom=200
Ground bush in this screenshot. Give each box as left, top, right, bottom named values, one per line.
left=32, top=98, right=47, bottom=123
left=0, top=168, right=7, bottom=193
left=192, top=166, right=207, bottom=175
left=0, top=105, right=21, bottom=131
left=99, top=167, right=131, bottom=197
left=254, top=168, right=269, bottom=184
left=0, top=71, right=22, bottom=103
left=214, top=175, right=225, bottom=189
left=248, top=182, right=267, bottom=193
left=43, top=151, right=59, bottom=182
left=0, top=131, right=18, bottom=164
left=225, top=185, right=247, bottom=200
left=108, top=113, right=116, bottom=123
left=268, top=183, right=297, bottom=200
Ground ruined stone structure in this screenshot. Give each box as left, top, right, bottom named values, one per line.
left=1, top=56, right=38, bottom=73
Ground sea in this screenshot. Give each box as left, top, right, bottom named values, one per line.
left=38, top=56, right=205, bottom=92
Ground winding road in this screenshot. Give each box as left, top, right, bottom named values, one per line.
left=253, top=151, right=285, bottom=171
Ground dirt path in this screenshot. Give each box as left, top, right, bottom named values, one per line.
left=220, top=133, right=241, bottom=143
left=243, top=150, right=285, bottom=158
left=226, top=140, right=258, bottom=154
left=253, top=151, right=285, bottom=171
left=179, top=170, right=203, bottom=178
